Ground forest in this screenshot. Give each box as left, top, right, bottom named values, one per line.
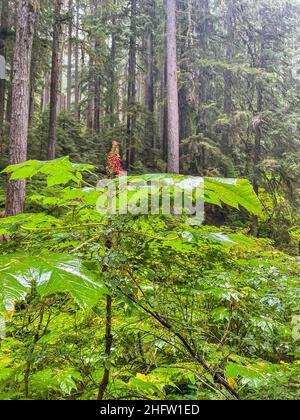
left=0, top=0, right=300, bottom=402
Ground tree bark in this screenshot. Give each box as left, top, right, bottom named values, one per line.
left=222, top=0, right=234, bottom=157
left=87, top=53, right=94, bottom=130
left=196, top=0, right=209, bottom=135
left=104, top=0, right=117, bottom=128
left=41, top=73, right=50, bottom=112
left=126, top=0, right=137, bottom=168
left=0, top=0, right=8, bottom=154
left=66, top=0, right=73, bottom=113
left=252, top=84, right=263, bottom=237
left=5, top=0, right=36, bottom=216
left=5, top=72, right=11, bottom=124
left=28, top=74, right=35, bottom=128
left=93, top=60, right=100, bottom=132
left=159, top=48, right=168, bottom=161
left=144, top=0, right=155, bottom=155
left=166, top=0, right=180, bottom=174
left=74, top=0, right=80, bottom=120
left=178, top=0, right=192, bottom=143
left=47, top=0, right=62, bottom=160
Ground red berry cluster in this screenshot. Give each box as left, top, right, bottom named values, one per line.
left=107, top=142, right=124, bottom=177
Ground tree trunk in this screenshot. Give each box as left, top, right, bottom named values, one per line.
left=108, top=5, right=116, bottom=128
left=66, top=0, right=73, bottom=113
left=5, top=73, right=11, bottom=124
left=166, top=0, right=179, bottom=174
left=28, top=14, right=39, bottom=129
left=87, top=53, right=94, bottom=130
left=41, top=73, right=50, bottom=112
left=48, top=0, right=62, bottom=161
left=222, top=0, right=234, bottom=157
left=159, top=44, right=168, bottom=162
left=251, top=10, right=266, bottom=237
left=28, top=77, right=35, bottom=129
left=94, top=65, right=100, bottom=132
left=251, top=84, right=263, bottom=237
left=126, top=0, right=137, bottom=168
left=144, top=0, right=155, bottom=158
left=74, top=0, right=80, bottom=120
left=45, top=74, right=50, bottom=110
left=196, top=0, right=209, bottom=134
left=5, top=0, right=36, bottom=216
left=0, top=0, right=8, bottom=154
left=178, top=0, right=192, bottom=143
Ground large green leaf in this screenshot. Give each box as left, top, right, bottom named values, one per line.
left=0, top=254, right=106, bottom=313
left=204, top=178, right=261, bottom=215
left=226, top=362, right=266, bottom=388
left=30, top=368, right=81, bottom=396
left=98, top=174, right=261, bottom=216
left=1, top=159, right=261, bottom=216
left=1, top=157, right=94, bottom=187
left=0, top=213, right=62, bottom=237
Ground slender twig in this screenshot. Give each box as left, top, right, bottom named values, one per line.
left=116, top=286, right=240, bottom=400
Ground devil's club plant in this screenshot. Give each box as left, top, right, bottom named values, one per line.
left=1, top=158, right=299, bottom=401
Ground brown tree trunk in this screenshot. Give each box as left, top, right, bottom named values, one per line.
left=93, top=67, right=100, bottom=132
left=74, top=0, right=80, bottom=120
left=196, top=0, right=209, bottom=136
left=222, top=0, right=234, bottom=157
left=178, top=0, right=191, bottom=143
left=87, top=53, right=94, bottom=130
left=108, top=2, right=116, bottom=128
left=166, top=0, right=179, bottom=174
left=40, top=75, right=45, bottom=112
left=58, top=49, right=64, bottom=112
left=252, top=85, right=263, bottom=236
left=66, top=0, right=73, bottom=113
left=251, top=13, right=266, bottom=237
left=28, top=14, right=39, bottom=129
left=5, top=74, right=12, bottom=124
left=28, top=79, right=34, bottom=129
left=126, top=0, right=137, bottom=168
left=48, top=0, right=62, bottom=160
left=41, top=73, right=50, bottom=112
left=5, top=0, right=36, bottom=216
left=144, top=0, right=155, bottom=158
left=159, top=46, right=168, bottom=162
left=0, top=0, right=8, bottom=154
